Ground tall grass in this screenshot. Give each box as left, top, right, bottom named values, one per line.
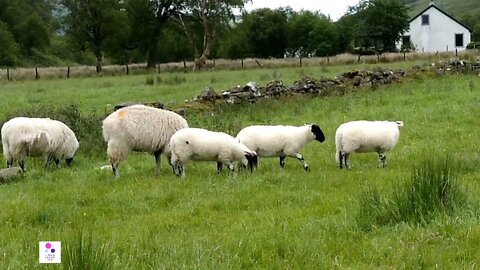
left=62, top=229, right=113, bottom=270
left=357, top=157, right=468, bottom=229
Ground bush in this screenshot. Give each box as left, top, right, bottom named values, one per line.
left=1, top=104, right=105, bottom=158
left=357, top=157, right=468, bottom=230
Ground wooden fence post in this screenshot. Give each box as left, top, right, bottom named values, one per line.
left=183, top=58, right=187, bottom=73
left=377, top=53, right=380, bottom=63
left=241, top=59, right=244, bottom=69
left=455, top=48, right=458, bottom=57
left=299, top=57, right=302, bottom=67
left=7, top=68, right=10, bottom=81
left=327, top=55, right=330, bottom=64
left=357, top=54, right=361, bottom=64
left=255, top=59, right=263, bottom=69
left=67, top=66, right=70, bottom=78
left=213, top=59, right=215, bottom=69
left=126, top=64, right=130, bottom=75
left=403, top=52, right=406, bottom=61
left=35, top=67, right=39, bottom=80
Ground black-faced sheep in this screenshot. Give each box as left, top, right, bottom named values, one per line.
left=169, top=127, right=257, bottom=177
left=236, top=124, right=325, bottom=171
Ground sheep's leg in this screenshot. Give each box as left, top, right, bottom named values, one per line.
left=339, top=151, right=350, bottom=169
left=112, top=162, right=119, bottom=178
left=45, top=156, right=52, bottom=169
left=217, top=162, right=223, bottom=174
left=54, top=158, right=60, bottom=168
left=292, top=153, right=309, bottom=171
left=378, top=153, right=387, bottom=168
left=279, top=156, right=286, bottom=169
left=154, top=150, right=161, bottom=176
left=226, top=163, right=235, bottom=174
left=18, top=160, right=25, bottom=172
left=6, top=159, right=13, bottom=168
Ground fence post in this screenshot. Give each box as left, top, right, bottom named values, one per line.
left=35, top=67, right=39, bottom=80
left=446, top=45, right=448, bottom=51
left=357, top=54, right=361, bottom=64
left=183, top=58, right=187, bottom=73
left=455, top=48, right=458, bottom=57
left=213, top=59, right=216, bottom=69
left=255, top=59, right=263, bottom=69
left=299, top=56, right=302, bottom=67
left=67, top=66, right=70, bottom=78
left=327, top=55, right=330, bottom=64
left=377, top=53, right=380, bottom=63
left=403, top=52, right=406, bottom=61
left=125, top=64, right=129, bottom=75
left=7, top=68, right=10, bottom=81
left=241, top=59, right=244, bottom=69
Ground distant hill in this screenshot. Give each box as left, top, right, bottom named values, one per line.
left=402, top=0, right=480, bottom=19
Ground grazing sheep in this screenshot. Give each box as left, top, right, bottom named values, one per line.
left=335, top=120, right=404, bottom=169
left=102, top=104, right=188, bottom=177
left=1, top=117, right=79, bottom=171
left=236, top=124, right=325, bottom=171
left=169, top=128, right=258, bottom=177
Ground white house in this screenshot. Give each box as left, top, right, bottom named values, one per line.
left=402, top=1, right=471, bottom=53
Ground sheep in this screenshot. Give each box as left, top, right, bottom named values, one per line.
left=169, top=127, right=258, bottom=177
left=236, top=124, right=325, bottom=171
left=102, top=104, right=188, bottom=177
left=335, top=120, right=404, bottom=169
left=1, top=117, right=79, bottom=171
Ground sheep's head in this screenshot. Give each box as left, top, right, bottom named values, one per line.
left=311, top=124, right=325, bottom=142
left=244, top=151, right=258, bottom=172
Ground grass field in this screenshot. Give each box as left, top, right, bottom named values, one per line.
left=0, top=61, right=480, bottom=269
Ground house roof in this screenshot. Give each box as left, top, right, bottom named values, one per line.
left=409, top=4, right=472, bottom=33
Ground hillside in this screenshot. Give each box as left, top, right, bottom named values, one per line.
left=403, top=0, right=480, bottom=18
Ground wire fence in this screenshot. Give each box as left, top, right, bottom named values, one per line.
left=0, top=50, right=478, bottom=81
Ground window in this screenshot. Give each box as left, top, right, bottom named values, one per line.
left=421, top=14, right=429, bottom=25
left=455, top=34, right=464, bottom=47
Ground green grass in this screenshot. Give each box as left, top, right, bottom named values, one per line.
left=0, top=62, right=480, bottom=269
left=404, top=0, right=480, bottom=18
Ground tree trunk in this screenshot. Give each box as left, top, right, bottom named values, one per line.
left=147, top=38, right=159, bottom=69
left=94, top=46, right=103, bottom=73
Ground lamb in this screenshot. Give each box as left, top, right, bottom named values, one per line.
left=169, top=127, right=258, bottom=177
left=335, top=120, right=404, bottom=169
left=1, top=117, right=79, bottom=171
left=102, top=104, right=188, bottom=177
left=236, top=124, right=325, bottom=171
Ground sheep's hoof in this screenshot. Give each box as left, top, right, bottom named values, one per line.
left=304, top=166, right=309, bottom=172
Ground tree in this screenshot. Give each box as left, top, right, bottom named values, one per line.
left=61, top=0, right=125, bottom=72
left=0, top=21, right=19, bottom=66
left=175, top=0, right=249, bottom=70
left=286, top=11, right=339, bottom=57
left=348, top=0, right=410, bottom=53
left=125, top=0, right=181, bottom=68
left=460, top=12, right=480, bottom=42
left=243, top=8, right=288, bottom=58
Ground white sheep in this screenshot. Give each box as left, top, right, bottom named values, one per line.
left=335, top=120, right=404, bottom=169
left=236, top=124, right=325, bottom=171
left=102, top=104, right=188, bottom=177
left=1, top=117, right=79, bottom=171
left=169, top=127, right=258, bottom=176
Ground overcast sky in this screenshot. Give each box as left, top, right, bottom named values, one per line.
left=243, top=0, right=361, bottom=21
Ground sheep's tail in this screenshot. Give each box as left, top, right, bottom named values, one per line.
left=395, top=121, right=404, bottom=128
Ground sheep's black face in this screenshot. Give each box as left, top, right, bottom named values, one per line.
left=244, top=152, right=258, bottom=172
left=311, top=124, right=325, bottom=142
left=65, top=158, right=74, bottom=166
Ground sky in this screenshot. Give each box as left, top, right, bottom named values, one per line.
left=243, top=0, right=362, bottom=21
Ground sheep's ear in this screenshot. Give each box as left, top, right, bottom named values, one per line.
left=395, top=121, right=404, bottom=127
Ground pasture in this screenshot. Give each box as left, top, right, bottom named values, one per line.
left=1, top=61, right=480, bottom=269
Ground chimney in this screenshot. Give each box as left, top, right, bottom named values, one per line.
left=429, top=0, right=435, bottom=5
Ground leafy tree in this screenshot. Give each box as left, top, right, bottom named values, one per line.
left=287, top=11, right=339, bottom=57
left=61, top=0, right=125, bottom=72
left=124, top=0, right=181, bottom=68
left=174, top=0, right=248, bottom=70
left=460, top=12, right=480, bottom=42
left=244, top=8, right=288, bottom=58
left=348, top=0, right=410, bottom=53
left=0, top=21, right=19, bottom=66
